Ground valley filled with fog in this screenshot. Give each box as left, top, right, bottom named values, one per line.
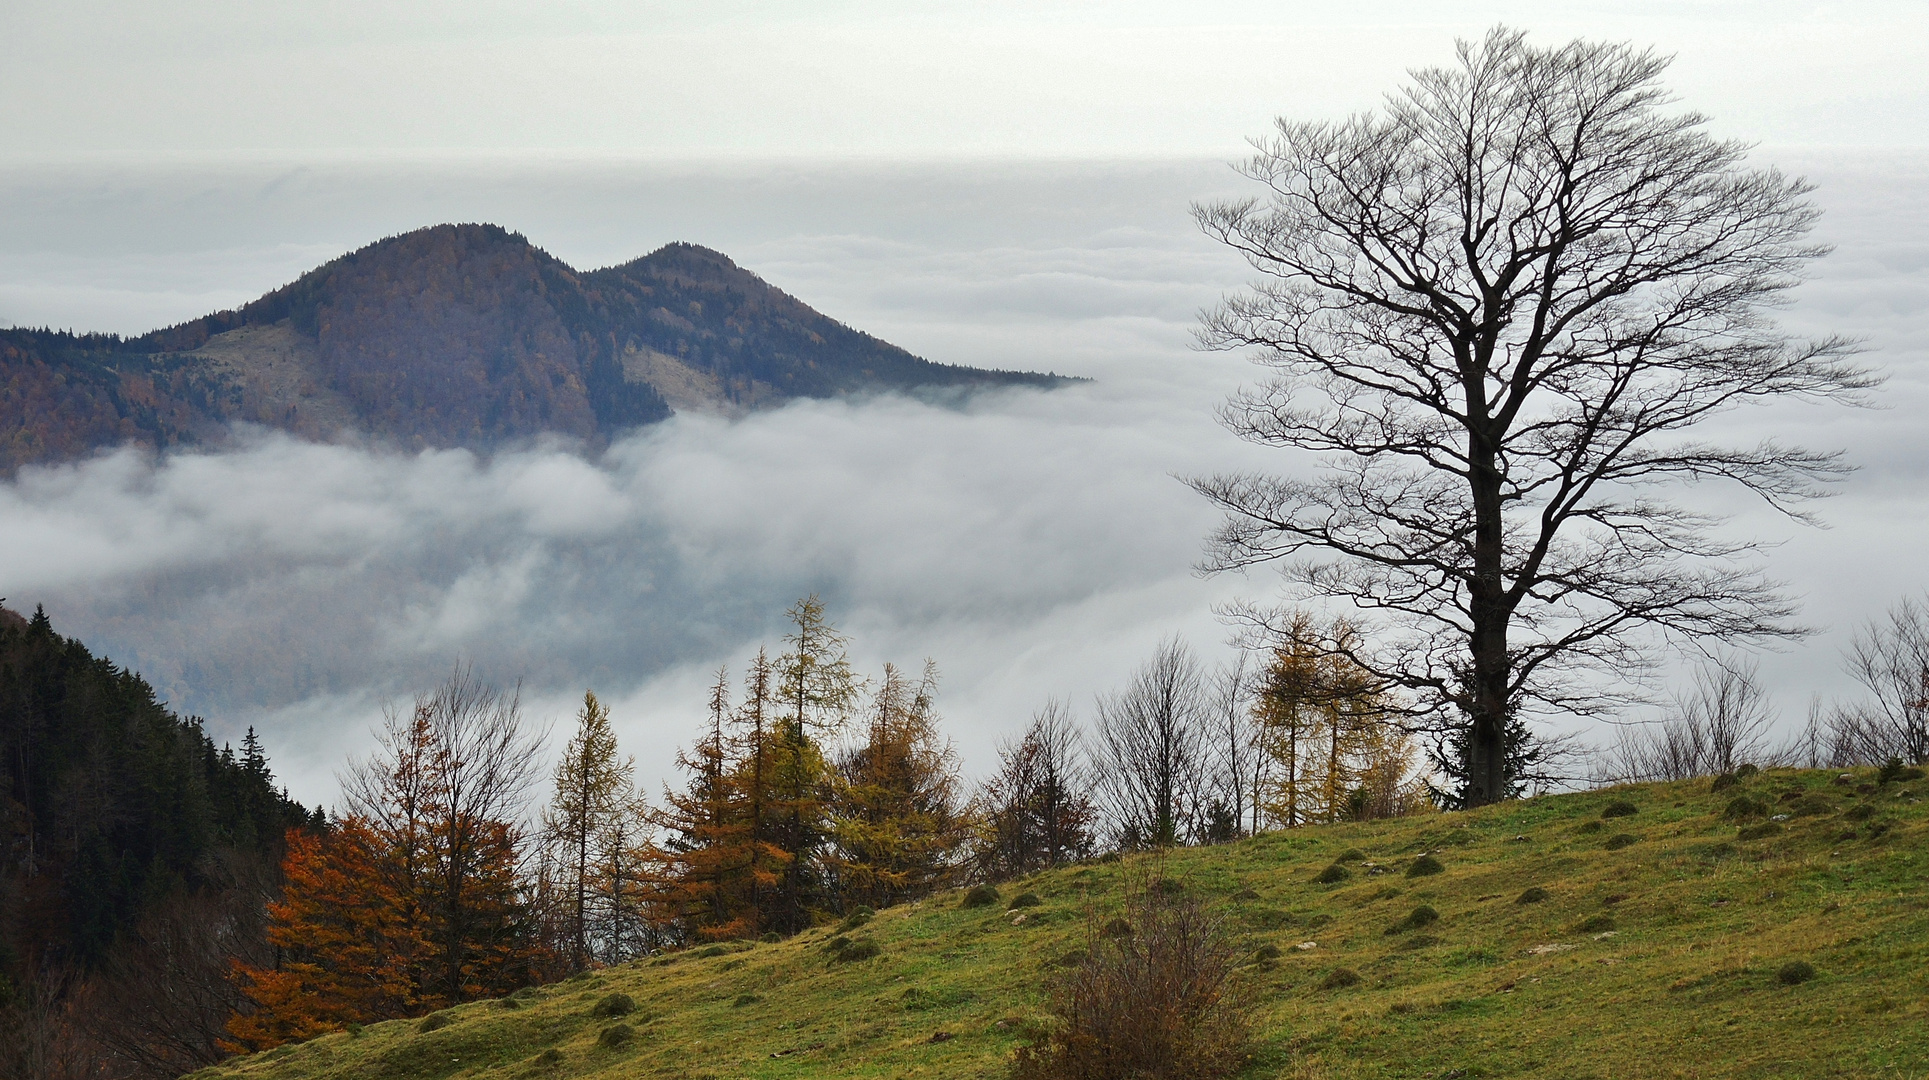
left=2, top=153, right=1925, bottom=805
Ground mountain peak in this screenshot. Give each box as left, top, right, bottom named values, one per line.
left=0, top=226, right=1079, bottom=472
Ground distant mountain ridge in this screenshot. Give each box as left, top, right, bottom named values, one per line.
left=0, top=224, right=1076, bottom=472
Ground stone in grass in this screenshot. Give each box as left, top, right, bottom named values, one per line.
left=1406, top=854, right=1445, bottom=878
left=1008, top=892, right=1044, bottom=909
left=1737, top=822, right=1784, bottom=841
left=1320, top=967, right=1362, bottom=990
left=598, top=1023, right=634, bottom=1049
left=1385, top=905, right=1440, bottom=935
left=1776, top=961, right=1817, bottom=986
left=417, top=1012, right=454, bottom=1033
left=1576, top=914, right=1615, bottom=934
left=1601, top=799, right=1639, bottom=818
left=1316, top=863, right=1351, bottom=885
left=1516, top=886, right=1550, bottom=905
left=961, top=884, right=1001, bottom=909
left=1604, top=833, right=1640, bottom=851
left=590, top=992, right=637, bottom=1019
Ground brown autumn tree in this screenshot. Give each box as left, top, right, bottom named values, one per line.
left=224, top=820, right=428, bottom=1052
left=340, top=668, right=543, bottom=1001
left=971, top=700, right=1097, bottom=880
left=828, top=662, right=968, bottom=909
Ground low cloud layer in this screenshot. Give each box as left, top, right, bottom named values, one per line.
left=1, top=154, right=1924, bottom=806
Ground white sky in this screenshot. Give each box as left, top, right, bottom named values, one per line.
left=3, top=1, right=1927, bottom=160
left=2, top=3, right=1926, bottom=805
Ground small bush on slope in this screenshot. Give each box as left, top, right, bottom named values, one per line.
left=1010, top=873, right=1250, bottom=1080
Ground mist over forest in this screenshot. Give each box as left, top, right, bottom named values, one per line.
left=1, top=154, right=1926, bottom=807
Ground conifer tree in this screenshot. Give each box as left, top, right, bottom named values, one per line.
left=225, top=820, right=431, bottom=1052
left=541, top=691, right=634, bottom=970
left=657, top=668, right=757, bottom=940
left=764, top=597, right=860, bottom=930
left=829, top=662, right=966, bottom=909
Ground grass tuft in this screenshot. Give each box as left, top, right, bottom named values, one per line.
left=1406, top=854, right=1445, bottom=878
left=1601, top=800, right=1639, bottom=818
left=1386, top=905, right=1440, bottom=935
left=961, top=884, right=1001, bottom=908
left=1604, top=833, right=1640, bottom=851
left=590, top=992, right=636, bottom=1018
left=1321, top=968, right=1362, bottom=990
left=1776, top=961, right=1817, bottom=986
left=1515, top=886, right=1549, bottom=904
left=1316, top=863, right=1351, bottom=884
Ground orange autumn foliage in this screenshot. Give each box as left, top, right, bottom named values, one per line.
left=223, top=820, right=432, bottom=1053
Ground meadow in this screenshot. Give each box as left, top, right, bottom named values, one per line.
left=190, top=764, right=1929, bottom=1080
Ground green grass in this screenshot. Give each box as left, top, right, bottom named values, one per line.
left=190, top=767, right=1929, bottom=1080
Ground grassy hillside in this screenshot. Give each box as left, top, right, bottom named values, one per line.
left=190, top=766, right=1929, bottom=1080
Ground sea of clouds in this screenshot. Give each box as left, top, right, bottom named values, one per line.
left=1, top=153, right=1924, bottom=806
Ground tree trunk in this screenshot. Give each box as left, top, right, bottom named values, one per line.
left=1466, top=418, right=1511, bottom=806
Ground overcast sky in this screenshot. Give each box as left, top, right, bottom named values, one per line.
left=3, top=1, right=1927, bottom=161
left=2, top=3, right=1926, bottom=807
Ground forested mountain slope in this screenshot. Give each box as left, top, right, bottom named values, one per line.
left=0, top=605, right=314, bottom=1077
left=193, top=767, right=1928, bottom=1080
left=0, top=225, right=1074, bottom=473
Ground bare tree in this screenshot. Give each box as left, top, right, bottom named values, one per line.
left=972, top=700, right=1096, bottom=879
left=1203, top=655, right=1258, bottom=840
left=1095, top=639, right=1211, bottom=848
left=1191, top=27, right=1874, bottom=805
left=343, top=665, right=546, bottom=1001
left=1833, top=595, right=1929, bottom=766
left=1597, top=657, right=1774, bottom=781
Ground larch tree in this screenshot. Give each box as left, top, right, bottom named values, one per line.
left=541, top=690, right=635, bottom=970
left=225, top=820, right=429, bottom=1052
left=657, top=666, right=759, bottom=941
left=829, top=661, right=967, bottom=909
left=765, top=597, right=861, bottom=930
left=1191, top=27, right=1874, bottom=806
